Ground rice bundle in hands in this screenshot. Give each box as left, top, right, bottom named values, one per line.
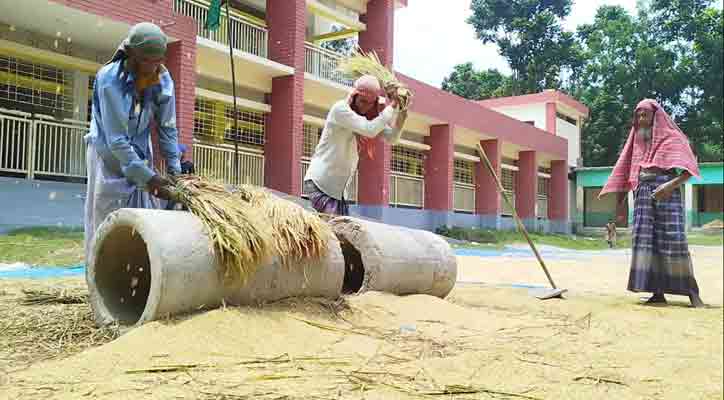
left=172, top=176, right=273, bottom=285
left=336, top=48, right=414, bottom=111
left=236, top=185, right=333, bottom=267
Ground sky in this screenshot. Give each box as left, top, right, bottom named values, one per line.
left=393, top=0, right=639, bottom=88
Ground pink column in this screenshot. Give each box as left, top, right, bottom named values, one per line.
left=264, top=0, right=306, bottom=196
left=546, top=102, right=557, bottom=135
left=516, top=151, right=538, bottom=224
left=424, top=124, right=454, bottom=211
left=475, top=139, right=502, bottom=228
left=549, top=160, right=568, bottom=223
left=357, top=0, right=395, bottom=207
left=165, top=40, right=196, bottom=153
left=359, top=0, right=395, bottom=65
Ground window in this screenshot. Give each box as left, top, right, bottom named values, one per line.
left=303, top=123, right=322, bottom=159
left=454, top=159, right=475, bottom=185
left=193, top=97, right=266, bottom=148
left=556, top=112, right=577, bottom=126
left=0, top=54, right=74, bottom=117
left=390, top=146, right=425, bottom=176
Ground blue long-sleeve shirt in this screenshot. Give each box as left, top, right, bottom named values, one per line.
left=88, top=59, right=181, bottom=185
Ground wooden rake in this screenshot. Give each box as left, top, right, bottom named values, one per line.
left=476, top=143, right=567, bottom=300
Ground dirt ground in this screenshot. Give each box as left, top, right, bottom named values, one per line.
left=0, top=246, right=722, bottom=400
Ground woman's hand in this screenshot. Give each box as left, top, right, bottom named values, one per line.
left=652, top=181, right=675, bottom=201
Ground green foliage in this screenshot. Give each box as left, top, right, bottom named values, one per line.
left=444, top=0, right=723, bottom=165
left=467, top=0, right=579, bottom=94
left=441, top=63, right=513, bottom=100
left=320, top=25, right=357, bottom=56
left=437, top=226, right=630, bottom=250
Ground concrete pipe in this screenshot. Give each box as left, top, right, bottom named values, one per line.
left=329, top=216, right=457, bottom=298
left=87, top=208, right=344, bottom=326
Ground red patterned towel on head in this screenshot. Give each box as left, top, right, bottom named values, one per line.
left=600, top=99, right=700, bottom=196
left=348, top=75, right=386, bottom=160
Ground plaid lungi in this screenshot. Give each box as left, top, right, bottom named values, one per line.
left=628, top=174, right=700, bottom=296
left=303, top=180, right=349, bottom=216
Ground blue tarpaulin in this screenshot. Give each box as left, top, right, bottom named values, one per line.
left=0, top=263, right=85, bottom=279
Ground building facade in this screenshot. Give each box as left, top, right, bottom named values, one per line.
left=0, top=0, right=579, bottom=233
left=575, top=163, right=724, bottom=231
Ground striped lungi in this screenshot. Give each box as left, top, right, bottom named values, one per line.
left=303, top=180, right=349, bottom=216
left=628, top=174, right=700, bottom=296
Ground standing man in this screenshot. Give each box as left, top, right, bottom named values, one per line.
left=84, top=22, right=181, bottom=260
left=179, top=144, right=195, bottom=174
left=605, top=219, right=617, bottom=249
left=599, top=99, right=704, bottom=307
left=303, top=75, right=408, bottom=216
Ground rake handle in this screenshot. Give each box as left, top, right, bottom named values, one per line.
left=476, top=143, right=558, bottom=290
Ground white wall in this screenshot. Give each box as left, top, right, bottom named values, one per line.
left=488, top=104, right=547, bottom=131
left=556, top=118, right=580, bottom=167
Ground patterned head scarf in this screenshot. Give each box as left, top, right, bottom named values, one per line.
left=349, top=75, right=385, bottom=160
left=600, top=99, right=700, bottom=195
left=108, top=22, right=168, bottom=64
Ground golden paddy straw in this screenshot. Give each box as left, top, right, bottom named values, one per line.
left=336, top=48, right=413, bottom=111
left=172, top=176, right=273, bottom=285
left=171, top=176, right=332, bottom=284
left=236, top=185, right=333, bottom=267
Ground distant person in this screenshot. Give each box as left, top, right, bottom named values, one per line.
left=605, top=219, right=617, bottom=248
left=599, top=99, right=704, bottom=307
left=303, top=75, right=407, bottom=216
left=179, top=144, right=195, bottom=174
left=84, top=22, right=180, bottom=261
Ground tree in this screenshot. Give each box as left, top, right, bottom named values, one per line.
left=654, top=3, right=724, bottom=160
left=320, top=25, right=357, bottom=56
left=446, top=1, right=722, bottom=164
left=577, top=3, right=722, bottom=165
left=467, top=0, right=581, bottom=94
left=441, top=63, right=513, bottom=100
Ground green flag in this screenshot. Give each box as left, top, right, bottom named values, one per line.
left=205, top=0, right=226, bottom=31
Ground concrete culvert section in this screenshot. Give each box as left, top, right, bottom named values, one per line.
left=88, top=208, right=345, bottom=326
left=93, top=226, right=152, bottom=324
left=329, top=216, right=457, bottom=298
left=338, top=235, right=365, bottom=294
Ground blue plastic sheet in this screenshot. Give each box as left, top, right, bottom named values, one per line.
left=0, top=263, right=85, bottom=279
left=454, top=245, right=627, bottom=260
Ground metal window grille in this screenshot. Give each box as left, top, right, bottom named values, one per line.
left=389, top=146, right=425, bottom=208
left=453, top=159, right=475, bottom=213
left=87, top=76, right=95, bottom=122
left=390, top=146, right=425, bottom=176
left=501, top=168, right=516, bottom=192
left=454, top=159, right=474, bottom=184
left=193, top=97, right=265, bottom=149
left=0, top=54, right=74, bottom=117
left=537, top=176, right=550, bottom=219
left=501, top=168, right=516, bottom=216
left=538, top=167, right=551, bottom=174
left=303, top=123, right=322, bottom=159
left=538, top=177, right=550, bottom=198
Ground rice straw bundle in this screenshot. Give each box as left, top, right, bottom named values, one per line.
left=172, top=176, right=273, bottom=285
left=236, top=185, right=333, bottom=267
left=336, top=48, right=414, bottom=111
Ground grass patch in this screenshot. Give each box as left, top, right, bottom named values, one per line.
left=0, top=227, right=84, bottom=266
left=688, top=232, right=724, bottom=246
left=438, top=226, right=627, bottom=250
left=441, top=226, right=723, bottom=250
